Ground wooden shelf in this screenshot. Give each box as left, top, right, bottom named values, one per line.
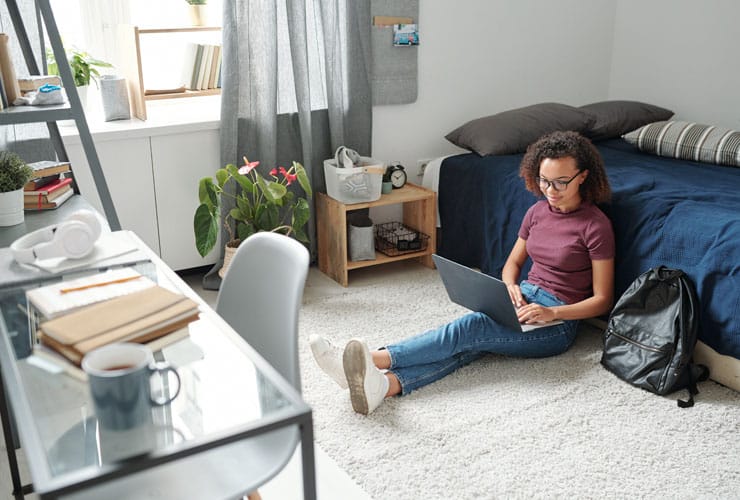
left=118, top=25, right=222, bottom=120
left=136, top=26, right=221, bottom=35
left=145, top=88, right=221, bottom=101
left=316, top=183, right=437, bottom=286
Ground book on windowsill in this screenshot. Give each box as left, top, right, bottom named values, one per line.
left=37, top=285, right=200, bottom=366
left=24, top=172, right=63, bottom=191
left=144, top=86, right=187, bottom=96
left=207, top=45, right=221, bottom=89
left=195, top=44, right=210, bottom=91
left=24, top=187, right=73, bottom=210
left=189, top=44, right=204, bottom=90
left=27, top=160, right=71, bottom=179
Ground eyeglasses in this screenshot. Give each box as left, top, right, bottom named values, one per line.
left=536, top=170, right=583, bottom=192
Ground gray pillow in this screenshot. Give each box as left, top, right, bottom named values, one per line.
left=580, top=100, right=673, bottom=141
left=445, top=102, right=596, bottom=156
left=623, top=120, right=740, bottom=168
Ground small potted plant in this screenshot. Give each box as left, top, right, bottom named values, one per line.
left=381, top=167, right=393, bottom=194
left=46, top=47, right=113, bottom=88
left=0, top=151, right=33, bottom=226
left=185, top=0, right=209, bottom=26
left=46, top=46, right=113, bottom=108
left=194, top=156, right=312, bottom=277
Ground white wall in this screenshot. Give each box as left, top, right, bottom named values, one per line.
left=372, top=0, right=617, bottom=177
left=609, top=0, right=740, bottom=130
left=372, top=0, right=740, bottom=177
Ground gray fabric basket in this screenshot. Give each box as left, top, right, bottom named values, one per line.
left=348, top=214, right=375, bottom=261
left=100, top=75, right=131, bottom=121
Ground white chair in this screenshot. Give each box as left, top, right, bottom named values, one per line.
left=215, top=231, right=311, bottom=497
left=216, top=231, right=310, bottom=391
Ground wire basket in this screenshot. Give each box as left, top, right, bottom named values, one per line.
left=374, top=222, right=430, bottom=256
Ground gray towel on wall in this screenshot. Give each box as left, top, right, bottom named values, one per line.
left=370, top=0, right=419, bottom=105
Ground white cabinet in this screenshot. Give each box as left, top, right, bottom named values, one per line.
left=64, top=135, right=160, bottom=253
left=61, top=118, right=220, bottom=271
left=151, top=129, right=221, bottom=271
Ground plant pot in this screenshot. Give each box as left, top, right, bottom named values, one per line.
left=0, top=188, right=24, bottom=226
left=218, top=241, right=240, bottom=279
left=76, top=84, right=89, bottom=109
left=188, top=5, right=209, bottom=26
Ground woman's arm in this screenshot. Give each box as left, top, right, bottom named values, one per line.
left=517, top=258, right=615, bottom=323
left=502, top=237, right=528, bottom=307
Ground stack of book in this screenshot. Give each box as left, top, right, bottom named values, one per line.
left=28, top=269, right=200, bottom=366
left=185, top=43, right=222, bottom=91
left=23, top=160, right=73, bottom=210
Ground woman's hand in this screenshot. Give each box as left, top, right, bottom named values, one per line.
left=506, top=283, right=526, bottom=308
left=516, top=303, right=556, bottom=324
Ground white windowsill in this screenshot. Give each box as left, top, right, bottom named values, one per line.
left=59, top=93, right=222, bottom=144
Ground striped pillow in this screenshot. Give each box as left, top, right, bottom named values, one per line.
left=623, top=121, right=740, bottom=167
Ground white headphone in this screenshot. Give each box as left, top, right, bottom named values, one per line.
left=11, top=209, right=102, bottom=264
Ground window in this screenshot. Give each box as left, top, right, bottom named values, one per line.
left=49, top=0, right=329, bottom=114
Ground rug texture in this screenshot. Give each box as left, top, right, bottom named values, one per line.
left=298, top=264, right=740, bottom=500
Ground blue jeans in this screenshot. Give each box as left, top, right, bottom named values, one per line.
left=385, top=281, right=579, bottom=395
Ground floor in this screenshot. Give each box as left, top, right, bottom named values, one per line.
left=0, top=264, right=377, bottom=500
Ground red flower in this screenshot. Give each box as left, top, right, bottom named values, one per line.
left=238, top=156, right=260, bottom=175
left=277, top=166, right=297, bottom=185
left=269, top=168, right=278, bottom=176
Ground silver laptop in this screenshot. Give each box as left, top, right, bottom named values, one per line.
left=432, top=254, right=563, bottom=332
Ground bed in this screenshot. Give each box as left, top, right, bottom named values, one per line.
left=423, top=102, right=740, bottom=391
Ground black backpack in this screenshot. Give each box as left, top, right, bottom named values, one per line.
left=601, top=266, right=709, bottom=407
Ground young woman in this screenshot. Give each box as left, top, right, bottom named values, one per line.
left=311, top=131, right=615, bottom=415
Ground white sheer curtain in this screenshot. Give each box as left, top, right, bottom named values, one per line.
left=204, top=0, right=372, bottom=288
left=78, top=0, right=130, bottom=64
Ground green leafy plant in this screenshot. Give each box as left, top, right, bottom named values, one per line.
left=185, top=0, right=207, bottom=5
left=0, top=151, right=33, bottom=193
left=194, top=157, right=313, bottom=257
left=46, top=47, right=113, bottom=88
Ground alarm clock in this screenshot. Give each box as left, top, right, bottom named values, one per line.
left=387, top=164, right=407, bottom=189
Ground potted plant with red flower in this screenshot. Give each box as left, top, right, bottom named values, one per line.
left=194, top=156, right=312, bottom=276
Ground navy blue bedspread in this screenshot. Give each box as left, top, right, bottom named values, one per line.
left=438, top=139, right=740, bottom=359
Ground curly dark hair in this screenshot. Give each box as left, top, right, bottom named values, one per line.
left=519, top=130, right=611, bottom=204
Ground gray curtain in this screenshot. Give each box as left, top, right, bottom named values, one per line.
left=204, top=0, right=372, bottom=290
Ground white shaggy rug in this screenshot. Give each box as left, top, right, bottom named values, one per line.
left=298, top=263, right=740, bottom=500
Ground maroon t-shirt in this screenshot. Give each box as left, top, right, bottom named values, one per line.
left=518, top=200, right=615, bottom=304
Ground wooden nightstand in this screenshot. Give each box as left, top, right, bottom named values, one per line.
left=316, top=183, right=437, bottom=286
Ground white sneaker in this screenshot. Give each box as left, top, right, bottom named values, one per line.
left=309, top=335, right=348, bottom=389
left=343, top=338, right=388, bottom=415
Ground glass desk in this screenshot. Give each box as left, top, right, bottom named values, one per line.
left=0, top=231, right=316, bottom=499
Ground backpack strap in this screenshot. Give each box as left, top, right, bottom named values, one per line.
left=676, top=363, right=710, bottom=408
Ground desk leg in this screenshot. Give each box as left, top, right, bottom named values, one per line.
left=0, top=370, right=29, bottom=499
left=300, top=415, right=317, bottom=500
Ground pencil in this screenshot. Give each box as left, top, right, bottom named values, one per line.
left=59, top=275, right=142, bottom=294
